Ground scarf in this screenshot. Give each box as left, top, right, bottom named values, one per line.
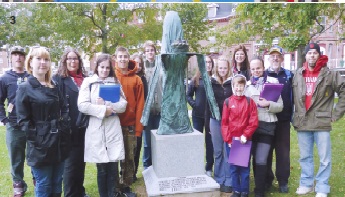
left=68, top=71, right=84, bottom=87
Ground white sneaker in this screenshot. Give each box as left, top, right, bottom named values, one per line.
left=205, top=171, right=212, bottom=177
left=315, top=193, right=327, bottom=197
left=296, top=186, right=313, bottom=195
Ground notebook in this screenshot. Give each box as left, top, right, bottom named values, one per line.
left=98, top=84, right=120, bottom=103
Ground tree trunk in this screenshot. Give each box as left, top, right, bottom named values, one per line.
left=297, top=44, right=305, bottom=69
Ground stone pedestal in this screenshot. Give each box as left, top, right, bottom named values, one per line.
left=143, top=130, right=220, bottom=196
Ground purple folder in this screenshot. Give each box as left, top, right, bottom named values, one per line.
left=259, top=83, right=284, bottom=102
left=228, top=140, right=252, bottom=167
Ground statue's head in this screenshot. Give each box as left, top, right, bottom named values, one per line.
left=161, top=11, right=184, bottom=54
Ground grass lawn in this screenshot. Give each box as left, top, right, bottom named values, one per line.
left=0, top=118, right=345, bottom=197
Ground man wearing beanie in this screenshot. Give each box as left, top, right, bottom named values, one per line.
left=293, top=43, right=345, bottom=197
left=0, top=46, right=31, bottom=197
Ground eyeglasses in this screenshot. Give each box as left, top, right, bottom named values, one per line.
left=205, top=61, right=212, bottom=63
left=145, top=49, right=155, bottom=52
left=67, top=57, right=79, bottom=61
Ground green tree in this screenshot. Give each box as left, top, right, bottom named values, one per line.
left=217, top=3, right=345, bottom=68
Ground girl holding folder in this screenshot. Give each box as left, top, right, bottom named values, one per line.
left=245, top=58, right=283, bottom=197
left=78, top=53, right=127, bottom=197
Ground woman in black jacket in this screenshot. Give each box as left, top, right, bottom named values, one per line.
left=205, top=55, right=233, bottom=193
left=187, top=55, right=214, bottom=177
left=16, top=46, right=70, bottom=197
left=53, top=48, right=87, bottom=197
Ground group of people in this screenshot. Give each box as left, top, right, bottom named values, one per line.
left=0, top=41, right=161, bottom=197
left=187, top=43, right=345, bottom=197
left=0, top=41, right=344, bottom=197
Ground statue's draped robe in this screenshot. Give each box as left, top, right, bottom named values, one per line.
left=140, top=11, right=220, bottom=135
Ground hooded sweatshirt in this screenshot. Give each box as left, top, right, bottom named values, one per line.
left=303, top=55, right=328, bottom=111
left=115, top=60, right=144, bottom=136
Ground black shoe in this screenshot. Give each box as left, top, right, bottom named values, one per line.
left=122, top=191, right=137, bottom=197
left=279, top=184, right=289, bottom=193
left=231, top=191, right=241, bottom=197
left=240, top=192, right=249, bottom=197
left=133, top=175, right=138, bottom=183
left=220, top=184, right=233, bottom=193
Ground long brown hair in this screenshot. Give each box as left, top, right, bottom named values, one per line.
left=131, top=53, right=145, bottom=77
left=94, top=53, right=118, bottom=83
left=205, top=55, right=214, bottom=77
left=232, top=45, right=250, bottom=71
left=57, top=47, right=85, bottom=77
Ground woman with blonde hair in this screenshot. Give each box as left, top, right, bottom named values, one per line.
left=205, top=55, right=233, bottom=193
left=16, top=46, right=70, bottom=197
left=232, top=45, right=250, bottom=80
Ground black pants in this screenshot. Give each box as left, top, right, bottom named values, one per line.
left=97, top=162, right=118, bottom=197
left=63, top=144, right=86, bottom=197
left=266, top=120, right=291, bottom=186
left=134, top=136, right=142, bottom=177
left=252, top=133, right=273, bottom=195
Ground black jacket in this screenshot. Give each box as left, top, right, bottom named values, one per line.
left=0, top=70, right=30, bottom=126
left=16, top=76, right=70, bottom=167
left=53, top=75, right=86, bottom=147
left=265, top=68, right=294, bottom=121
left=186, top=77, right=207, bottom=118
left=205, top=77, right=233, bottom=120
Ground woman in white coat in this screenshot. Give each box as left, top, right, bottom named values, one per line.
left=78, top=53, right=127, bottom=197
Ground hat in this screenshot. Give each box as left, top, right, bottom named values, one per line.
left=10, top=46, right=26, bottom=55
left=304, top=43, right=321, bottom=55
left=268, top=46, right=283, bottom=55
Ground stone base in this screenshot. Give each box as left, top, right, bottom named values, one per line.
left=143, top=166, right=220, bottom=197
left=143, top=130, right=220, bottom=196
left=151, top=130, right=204, bottom=178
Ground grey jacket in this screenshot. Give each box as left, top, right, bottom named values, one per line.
left=245, top=82, right=283, bottom=123
left=292, top=66, right=345, bottom=131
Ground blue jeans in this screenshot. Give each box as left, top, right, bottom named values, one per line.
left=143, top=113, right=161, bottom=168
left=297, top=131, right=331, bottom=194
left=31, top=162, right=64, bottom=197
left=6, top=124, right=27, bottom=184
left=226, top=145, right=250, bottom=193
left=209, top=118, right=231, bottom=186
left=192, top=116, right=214, bottom=171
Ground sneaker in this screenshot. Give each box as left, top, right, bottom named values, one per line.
left=240, top=192, right=249, bottom=197
left=13, top=182, right=25, bottom=197
left=296, top=186, right=313, bottom=195
left=279, top=184, right=289, bottom=193
left=122, top=191, right=137, bottom=197
left=315, top=193, right=327, bottom=197
left=205, top=170, right=212, bottom=177
left=231, top=191, right=241, bottom=197
left=220, top=184, right=233, bottom=193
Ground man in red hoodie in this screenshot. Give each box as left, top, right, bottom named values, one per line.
left=114, top=46, right=144, bottom=197
left=293, top=43, right=345, bottom=197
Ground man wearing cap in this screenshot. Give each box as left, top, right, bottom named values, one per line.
left=0, top=46, right=31, bottom=197
left=293, top=43, right=345, bottom=197
left=265, top=46, right=294, bottom=193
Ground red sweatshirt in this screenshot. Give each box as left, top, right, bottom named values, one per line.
left=302, top=55, right=328, bottom=111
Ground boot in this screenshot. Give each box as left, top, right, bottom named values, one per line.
left=254, top=164, right=267, bottom=196
left=50, top=193, right=62, bottom=197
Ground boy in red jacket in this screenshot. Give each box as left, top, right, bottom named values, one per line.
left=221, top=74, right=258, bottom=197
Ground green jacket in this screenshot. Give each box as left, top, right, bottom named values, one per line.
left=292, top=64, right=345, bottom=131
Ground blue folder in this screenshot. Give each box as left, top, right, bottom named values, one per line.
left=99, top=84, right=120, bottom=103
